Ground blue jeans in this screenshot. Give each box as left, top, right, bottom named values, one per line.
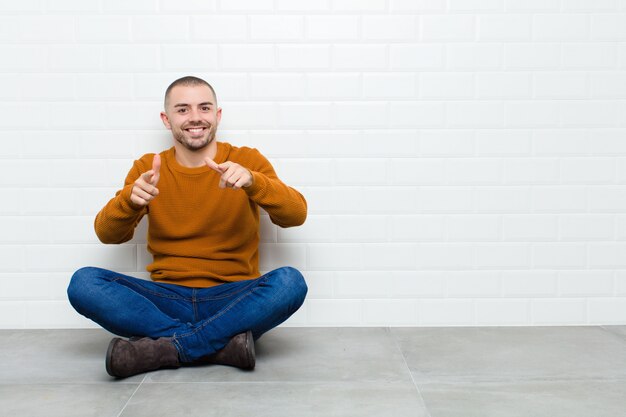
left=67, top=266, right=307, bottom=363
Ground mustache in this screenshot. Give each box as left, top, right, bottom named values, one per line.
left=182, top=122, right=211, bottom=129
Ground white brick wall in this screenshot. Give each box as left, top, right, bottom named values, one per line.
left=1, top=1, right=625, bottom=329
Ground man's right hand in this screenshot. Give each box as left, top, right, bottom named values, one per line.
left=130, top=154, right=161, bottom=207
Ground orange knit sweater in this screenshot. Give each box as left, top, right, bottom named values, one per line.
left=94, top=142, right=307, bottom=288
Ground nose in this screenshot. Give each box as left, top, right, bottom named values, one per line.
left=189, top=107, right=202, bottom=121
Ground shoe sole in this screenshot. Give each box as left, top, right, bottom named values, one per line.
left=245, top=330, right=256, bottom=370
left=105, top=338, right=123, bottom=377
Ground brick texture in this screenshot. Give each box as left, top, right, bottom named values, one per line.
left=1, top=3, right=625, bottom=328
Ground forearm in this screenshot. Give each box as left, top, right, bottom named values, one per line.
left=245, top=171, right=307, bottom=228
left=94, top=183, right=147, bottom=244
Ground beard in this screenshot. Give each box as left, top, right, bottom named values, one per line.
left=172, top=123, right=216, bottom=151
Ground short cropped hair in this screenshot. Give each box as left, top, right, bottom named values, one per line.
left=164, top=76, right=217, bottom=108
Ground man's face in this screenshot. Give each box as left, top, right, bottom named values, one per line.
left=160, top=84, right=221, bottom=151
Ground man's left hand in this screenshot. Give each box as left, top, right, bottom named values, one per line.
left=205, top=158, right=254, bottom=190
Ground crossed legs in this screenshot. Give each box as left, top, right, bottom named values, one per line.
left=67, top=266, right=307, bottom=373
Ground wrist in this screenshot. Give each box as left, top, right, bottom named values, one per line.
left=244, top=170, right=254, bottom=188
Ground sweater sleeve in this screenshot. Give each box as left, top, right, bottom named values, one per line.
left=243, top=150, right=307, bottom=228
left=94, top=159, right=149, bottom=244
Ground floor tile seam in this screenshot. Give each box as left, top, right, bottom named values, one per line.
left=0, top=381, right=141, bottom=386
left=385, top=327, right=435, bottom=417
left=413, top=375, right=626, bottom=386
left=115, top=374, right=147, bottom=417
left=599, top=326, right=626, bottom=343
left=140, top=380, right=420, bottom=385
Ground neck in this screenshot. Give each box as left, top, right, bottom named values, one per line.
left=173, top=140, right=218, bottom=168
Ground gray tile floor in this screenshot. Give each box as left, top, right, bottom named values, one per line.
left=1, top=326, right=625, bottom=417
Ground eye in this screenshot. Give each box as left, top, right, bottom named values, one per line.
left=201, top=106, right=210, bottom=111
left=177, top=108, right=188, bottom=113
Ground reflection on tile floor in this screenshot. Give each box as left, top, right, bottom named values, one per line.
left=1, top=326, right=625, bottom=417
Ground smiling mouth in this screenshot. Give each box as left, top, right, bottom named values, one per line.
left=185, top=126, right=208, bottom=136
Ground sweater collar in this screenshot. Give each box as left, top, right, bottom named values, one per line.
left=166, top=141, right=230, bottom=175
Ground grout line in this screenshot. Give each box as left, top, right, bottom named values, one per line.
left=599, top=325, right=626, bottom=343
left=115, top=374, right=147, bottom=417
left=387, top=327, right=434, bottom=417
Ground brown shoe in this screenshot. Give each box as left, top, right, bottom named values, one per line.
left=198, top=330, right=255, bottom=370
left=106, top=337, right=180, bottom=378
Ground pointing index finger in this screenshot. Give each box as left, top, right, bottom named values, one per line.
left=205, top=157, right=223, bottom=173
left=152, top=154, right=161, bottom=175
left=140, top=170, right=154, bottom=182
left=151, top=154, right=161, bottom=184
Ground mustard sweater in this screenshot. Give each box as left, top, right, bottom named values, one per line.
left=94, top=142, right=307, bottom=288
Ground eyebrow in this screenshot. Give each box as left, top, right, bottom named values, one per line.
left=173, top=102, right=214, bottom=108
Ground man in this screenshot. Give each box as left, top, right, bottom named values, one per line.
left=67, top=76, right=308, bottom=378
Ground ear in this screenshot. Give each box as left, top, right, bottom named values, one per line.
left=160, top=111, right=171, bottom=130
left=216, top=107, right=222, bottom=125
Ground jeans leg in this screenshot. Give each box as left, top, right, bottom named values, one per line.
left=67, top=266, right=194, bottom=339
left=173, top=266, right=308, bottom=362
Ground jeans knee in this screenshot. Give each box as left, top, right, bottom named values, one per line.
left=67, top=266, right=100, bottom=307
left=276, top=266, right=308, bottom=305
